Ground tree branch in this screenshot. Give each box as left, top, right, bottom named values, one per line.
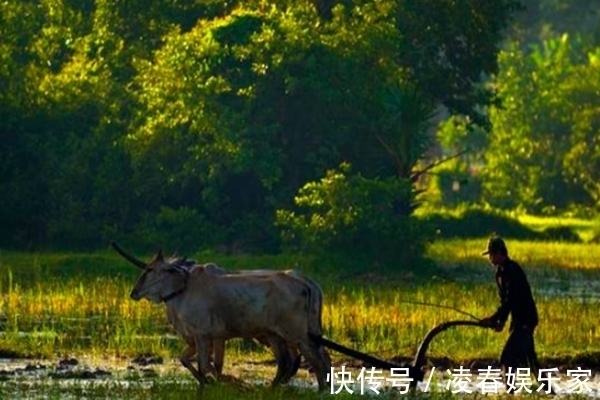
left=375, top=134, right=405, bottom=178
left=410, top=148, right=470, bottom=183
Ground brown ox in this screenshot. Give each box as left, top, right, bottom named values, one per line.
left=126, top=249, right=330, bottom=390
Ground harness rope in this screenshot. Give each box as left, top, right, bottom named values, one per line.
left=395, top=300, right=481, bottom=321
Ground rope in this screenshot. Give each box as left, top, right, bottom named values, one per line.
left=396, top=300, right=481, bottom=321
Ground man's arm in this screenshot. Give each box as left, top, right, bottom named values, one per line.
left=482, top=270, right=512, bottom=330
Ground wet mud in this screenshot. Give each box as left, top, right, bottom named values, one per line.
left=1, top=352, right=599, bottom=398
left=1, top=351, right=599, bottom=381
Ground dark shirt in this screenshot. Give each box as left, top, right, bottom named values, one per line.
left=490, top=257, right=539, bottom=330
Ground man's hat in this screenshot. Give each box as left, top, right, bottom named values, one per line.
left=482, top=237, right=507, bottom=255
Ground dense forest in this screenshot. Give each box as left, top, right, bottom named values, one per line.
left=1, top=0, right=599, bottom=263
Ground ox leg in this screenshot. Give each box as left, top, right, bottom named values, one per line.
left=297, top=339, right=328, bottom=392
left=180, top=344, right=204, bottom=383
left=320, top=346, right=332, bottom=372
left=267, top=335, right=293, bottom=386
left=193, top=335, right=212, bottom=385
left=281, top=344, right=301, bottom=384
left=211, top=339, right=226, bottom=379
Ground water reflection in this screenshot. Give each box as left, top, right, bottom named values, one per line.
left=536, top=278, right=600, bottom=303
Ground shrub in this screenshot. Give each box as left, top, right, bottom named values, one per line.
left=275, top=163, right=432, bottom=270
left=542, top=226, right=581, bottom=243
left=591, top=218, right=600, bottom=244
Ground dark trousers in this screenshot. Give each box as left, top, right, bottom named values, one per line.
left=500, top=325, right=540, bottom=383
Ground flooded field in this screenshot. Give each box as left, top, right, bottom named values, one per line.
left=1, top=243, right=599, bottom=398
left=1, top=355, right=600, bottom=398
left=535, top=278, right=600, bottom=303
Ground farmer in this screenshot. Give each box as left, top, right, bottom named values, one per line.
left=478, top=237, right=541, bottom=389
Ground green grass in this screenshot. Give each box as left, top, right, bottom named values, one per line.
left=516, top=213, right=595, bottom=230
left=428, top=238, right=600, bottom=270
left=1, top=238, right=600, bottom=398
left=516, top=213, right=598, bottom=242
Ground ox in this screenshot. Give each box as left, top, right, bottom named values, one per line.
left=113, top=243, right=325, bottom=384
left=199, top=262, right=330, bottom=381
left=117, top=245, right=330, bottom=390
left=167, top=260, right=324, bottom=384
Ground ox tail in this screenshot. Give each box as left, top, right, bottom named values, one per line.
left=309, top=334, right=400, bottom=370
left=309, top=334, right=425, bottom=383
left=305, top=277, right=324, bottom=335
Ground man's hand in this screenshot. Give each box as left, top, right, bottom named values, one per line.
left=479, top=317, right=503, bottom=332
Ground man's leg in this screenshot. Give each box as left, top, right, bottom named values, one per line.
left=523, top=327, right=556, bottom=394
left=524, top=328, right=540, bottom=380
left=500, top=331, right=518, bottom=394
left=501, top=326, right=537, bottom=394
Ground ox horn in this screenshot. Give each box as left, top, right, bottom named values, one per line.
left=110, top=241, right=147, bottom=269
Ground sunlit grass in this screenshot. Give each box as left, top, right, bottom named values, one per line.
left=516, top=213, right=595, bottom=231
left=0, top=259, right=598, bottom=364
left=427, top=239, right=600, bottom=271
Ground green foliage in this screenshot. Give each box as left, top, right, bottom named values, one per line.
left=561, top=47, right=600, bottom=205
left=485, top=34, right=599, bottom=213
left=542, top=226, right=581, bottom=243
left=129, top=5, right=424, bottom=252
left=419, top=115, right=488, bottom=209
left=132, top=207, right=212, bottom=254
left=393, top=0, right=523, bottom=129
left=0, top=1, right=47, bottom=247
left=510, top=0, right=600, bottom=45
left=428, top=163, right=483, bottom=208
left=420, top=206, right=545, bottom=240
left=0, top=0, right=523, bottom=253
left=276, top=163, right=431, bottom=268
left=436, top=115, right=488, bottom=155
left=591, top=218, right=600, bottom=244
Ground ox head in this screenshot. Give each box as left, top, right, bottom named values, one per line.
left=111, top=242, right=190, bottom=304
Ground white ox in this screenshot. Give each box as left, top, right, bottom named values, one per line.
left=164, top=259, right=328, bottom=384
left=188, top=262, right=329, bottom=383
left=127, top=249, right=330, bottom=390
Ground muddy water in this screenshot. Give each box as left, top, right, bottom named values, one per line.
left=454, top=272, right=600, bottom=303
left=535, top=278, right=600, bottom=303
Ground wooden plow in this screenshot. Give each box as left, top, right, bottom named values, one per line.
left=312, top=320, right=487, bottom=388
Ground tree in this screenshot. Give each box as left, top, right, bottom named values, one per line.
left=484, top=35, right=597, bottom=213
left=0, top=1, right=49, bottom=246
left=392, top=0, right=523, bottom=129
left=0, top=0, right=523, bottom=252
left=563, top=48, right=600, bottom=206
left=129, top=1, right=521, bottom=253
left=275, top=163, right=427, bottom=266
